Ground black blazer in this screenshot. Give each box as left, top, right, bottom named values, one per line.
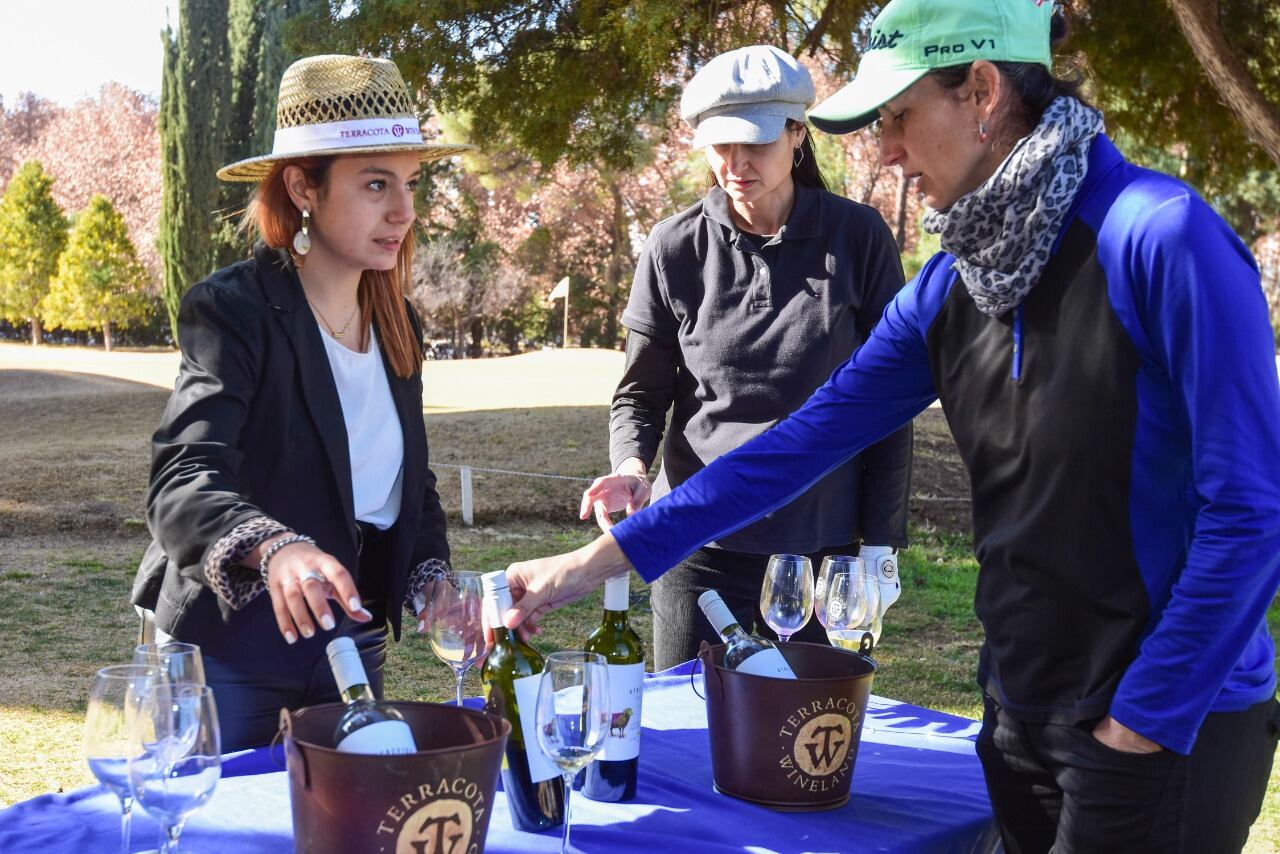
left=131, top=243, right=449, bottom=671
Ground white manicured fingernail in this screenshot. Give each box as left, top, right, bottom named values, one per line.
left=320, top=614, right=335, bottom=631
left=301, top=625, right=315, bottom=639
left=285, top=631, right=297, bottom=645
left=349, top=596, right=362, bottom=611
left=357, top=607, right=373, bottom=620
left=418, top=619, right=426, bottom=633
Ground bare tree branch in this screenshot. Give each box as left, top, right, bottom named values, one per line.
left=1166, top=0, right=1280, bottom=167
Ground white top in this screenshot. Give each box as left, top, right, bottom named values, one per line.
left=320, top=325, right=404, bottom=529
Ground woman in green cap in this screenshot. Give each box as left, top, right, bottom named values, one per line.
left=500, top=1, right=1280, bottom=851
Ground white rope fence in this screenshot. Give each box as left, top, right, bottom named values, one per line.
left=433, top=462, right=968, bottom=526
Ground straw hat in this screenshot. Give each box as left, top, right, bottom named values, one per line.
left=217, top=54, right=471, bottom=182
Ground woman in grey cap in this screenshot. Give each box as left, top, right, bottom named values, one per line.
left=579, top=44, right=912, bottom=670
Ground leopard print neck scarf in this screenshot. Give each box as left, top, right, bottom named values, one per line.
left=922, top=96, right=1105, bottom=317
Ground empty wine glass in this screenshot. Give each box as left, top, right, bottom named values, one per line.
left=535, top=651, right=610, bottom=854
left=824, top=564, right=878, bottom=656
left=759, top=554, right=814, bottom=642
left=85, top=664, right=166, bottom=854
left=427, top=571, right=486, bottom=706
left=815, top=555, right=865, bottom=630
left=134, top=642, right=205, bottom=687
left=129, top=684, right=221, bottom=854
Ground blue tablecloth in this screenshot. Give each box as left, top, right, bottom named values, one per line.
left=0, top=664, right=999, bottom=853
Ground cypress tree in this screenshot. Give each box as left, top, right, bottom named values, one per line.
left=0, top=161, right=68, bottom=345
left=157, top=0, right=232, bottom=343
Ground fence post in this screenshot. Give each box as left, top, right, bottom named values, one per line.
left=460, top=465, right=474, bottom=527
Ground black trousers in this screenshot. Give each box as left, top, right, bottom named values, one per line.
left=649, top=542, right=857, bottom=671
left=976, top=693, right=1280, bottom=854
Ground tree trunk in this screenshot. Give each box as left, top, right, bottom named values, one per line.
left=1166, top=0, right=1280, bottom=167
left=859, top=158, right=882, bottom=206
left=29, top=316, right=41, bottom=346
left=103, top=319, right=113, bottom=352
left=603, top=179, right=627, bottom=350
left=893, top=171, right=911, bottom=250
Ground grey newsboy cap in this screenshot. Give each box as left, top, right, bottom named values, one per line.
left=680, top=45, right=815, bottom=148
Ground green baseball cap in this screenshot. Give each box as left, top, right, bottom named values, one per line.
left=809, top=0, right=1055, bottom=134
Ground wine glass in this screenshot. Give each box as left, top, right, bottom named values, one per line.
left=815, top=555, right=865, bottom=630
left=85, top=664, right=166, bottom=854
left=759, top=554, right=814, bottom=642
left=427, top=571, right=486, bottom=705
left=128, top=684, right=221, bottom=854
left=534, top=651, right=610, bottom=854
left=823, top=564, right=879, bottom=656
left=134, top=642, right=206, bottom=687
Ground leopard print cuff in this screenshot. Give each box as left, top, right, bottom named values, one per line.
left=204, top=516, right=292, bottom=610
left=404, top=558, right=454, bottom=616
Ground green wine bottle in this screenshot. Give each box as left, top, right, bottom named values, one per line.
left=479, top=570, right=565, bottom=832
left=581, top=573, right=645, bottom=802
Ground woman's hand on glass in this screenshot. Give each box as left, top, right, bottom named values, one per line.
left=579, top=458, right=651, bottom=525
left=255, top=537, right=372, bottom=644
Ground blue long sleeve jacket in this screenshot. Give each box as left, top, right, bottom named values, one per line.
left=611, top=136, right=1280, bottom=755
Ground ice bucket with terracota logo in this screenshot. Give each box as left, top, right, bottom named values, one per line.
left=698, top=641, right=876, bottom=811
left=280, top=701, right=509, bottom=854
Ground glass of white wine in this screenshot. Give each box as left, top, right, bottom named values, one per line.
left=759, top=554, right=814, bottom=643
left=427, top=571, right=486, bottom=706
left=84, top=664, right=166, bottom=854
left=535, top=651, right=610, bottom=854
left=823, top=565, right=877, bottom=656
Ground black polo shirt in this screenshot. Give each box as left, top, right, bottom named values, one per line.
left=610, top=183, right=912, bottom=553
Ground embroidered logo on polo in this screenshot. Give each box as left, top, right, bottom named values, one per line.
left=375, top=778, right=488, bottom=854
left=776, top=697, right=861, bottom=792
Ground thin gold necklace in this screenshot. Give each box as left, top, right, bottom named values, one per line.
left=306, top=295, right=359, bottom=339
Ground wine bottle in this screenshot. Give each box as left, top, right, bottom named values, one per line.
left=581, top=573, right=644, bottom=802
left=325, top=637, right=417, bottom=754
left=697, top=590, right=797, bottom=679
left=479, top=570, right=565, bottom=832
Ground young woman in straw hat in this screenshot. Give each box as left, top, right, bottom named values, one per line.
left=499, top=1, right=1280, bottom=850
left=132, top=54, right=470, bottom=750
left=580, top=44, right=912, bottom=671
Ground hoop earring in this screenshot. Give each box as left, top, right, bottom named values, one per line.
left=978, top=122, right=989, bottom=143
left=793, top=146, right=805, bottom=168
left=293, top=209, right=311, bottom=256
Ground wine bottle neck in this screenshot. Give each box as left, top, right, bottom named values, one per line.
left=341, top=682, right=375, bottom=704
left=600, top=609, right=630, bottom=627
left=719, top=621, right=748, bottom=642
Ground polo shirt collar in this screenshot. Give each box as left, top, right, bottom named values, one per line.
left=703, top=182, right=823, bottom=243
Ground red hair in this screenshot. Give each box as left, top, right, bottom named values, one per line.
left=244, top=157, right=422, bottom=378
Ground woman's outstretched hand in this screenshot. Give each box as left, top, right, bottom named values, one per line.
left=503, top=533, right=635, bottom=631
left=254, top=535, right=373, bottom=644
left=579, top=458, right=651, bottom=524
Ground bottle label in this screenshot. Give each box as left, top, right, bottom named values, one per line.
left=600, top=662, right=643, bottom=761
left=336, top=719, right=417, bottom=755
left=736, top=648, right=797, bottom=679
left=513, top=672, right=561, bottom=783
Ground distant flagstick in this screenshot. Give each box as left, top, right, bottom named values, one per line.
left=548, top=276, right=570, bottom=348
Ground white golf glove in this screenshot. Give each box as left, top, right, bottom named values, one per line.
left=859, top=544, right=900, bottom=617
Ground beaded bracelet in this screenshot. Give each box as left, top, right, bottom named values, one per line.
left=258, top=534, right=317, bottom=584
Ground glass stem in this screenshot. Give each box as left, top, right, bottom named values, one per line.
left=162, top=818, right=186, bottom=854
left=117, top=795, right=132, bottom=854
left=454, top=670, right=465, bottom=707
left=560, top=772, right=574, bottom=853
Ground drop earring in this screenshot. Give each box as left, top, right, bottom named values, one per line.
left=293, top=209, right=311, bottom=256
left=978, top=122, right=989, bottom=143
left=793, top=146, right=805, bottom=168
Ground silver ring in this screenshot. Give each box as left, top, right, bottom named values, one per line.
left=300, top=570, right=326, bottom=586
